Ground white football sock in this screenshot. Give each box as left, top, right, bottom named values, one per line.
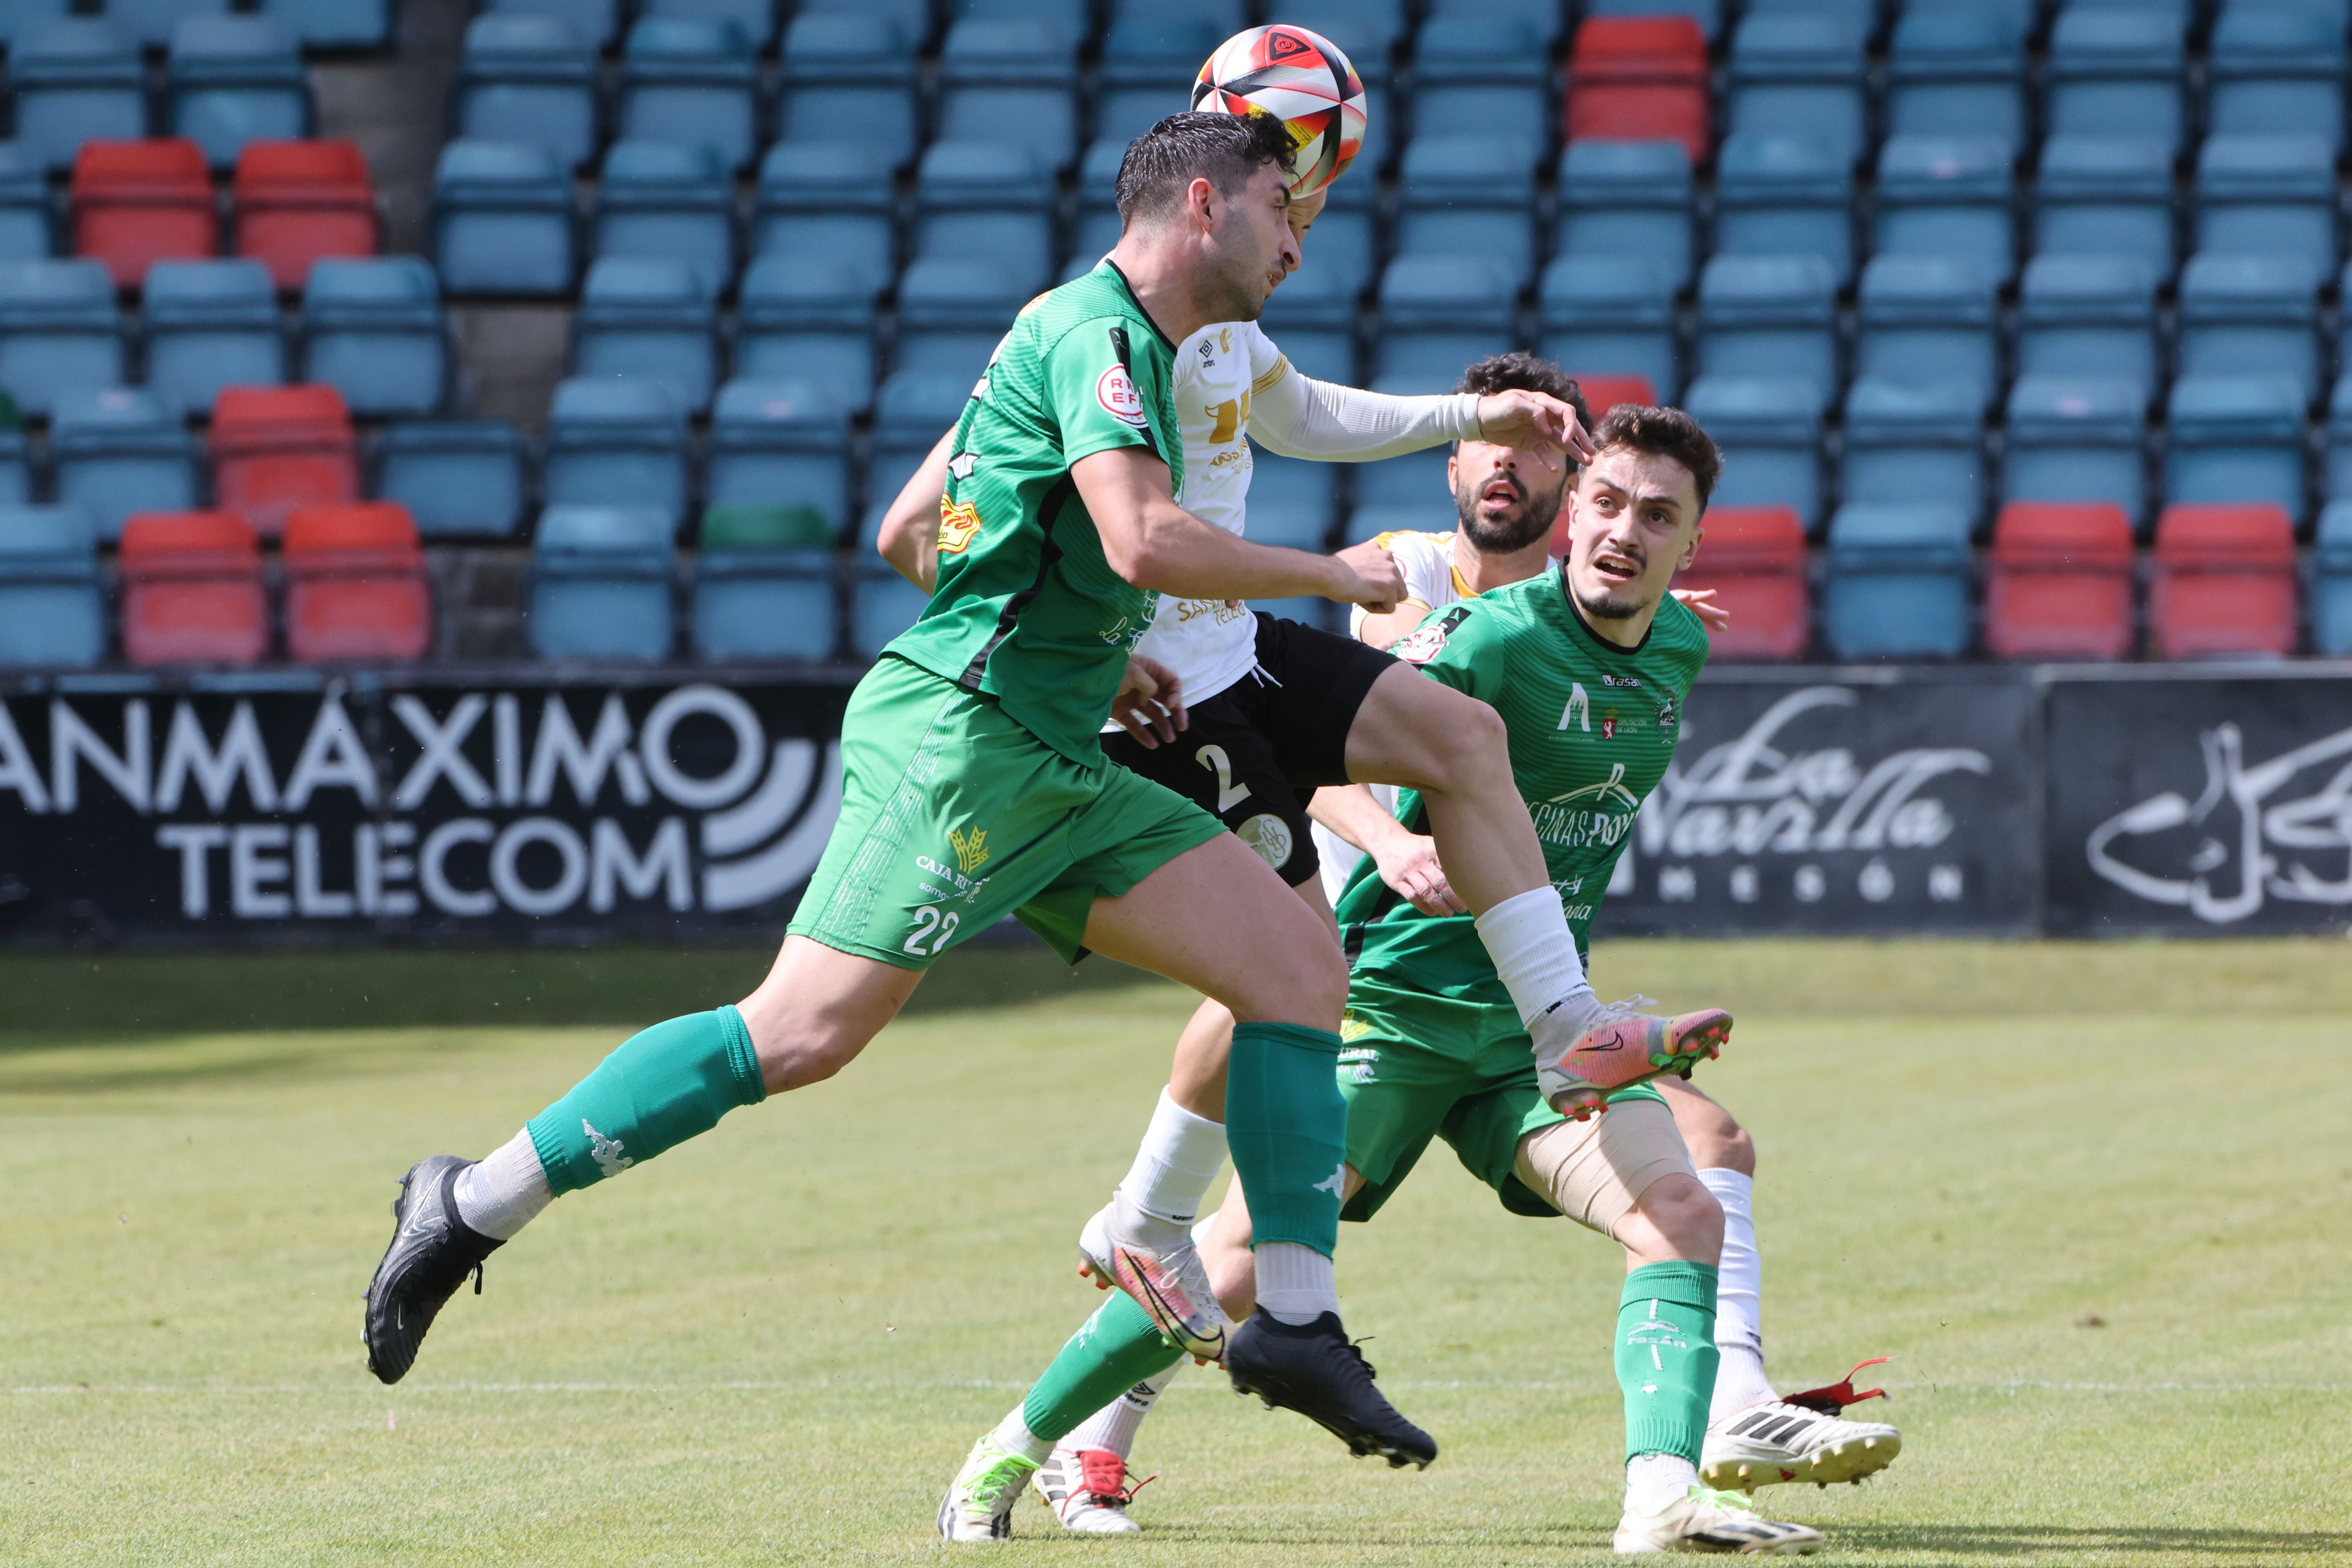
left=1060, top=1363, right=1185, bottom=1459
left=1624, top=1452, right=1700, bottom=1514
left=1698, top=1167, right=1776, bottom=1420
left=1475, top=887, right=1602, bottom=1043
left=990, top=1407, right=1052, bottom=1465
left=452, top=1130, right=554, bottom=1241
left=1117, top=1088, right=1227, bottom=1227
left=1253, top=1241, right=1337, bottom=1324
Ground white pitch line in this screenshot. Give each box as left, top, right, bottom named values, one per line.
left=11, top=1379, right=2349, bottom=1396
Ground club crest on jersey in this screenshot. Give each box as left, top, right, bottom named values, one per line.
left=1096, top=364, right=1149, bottom=428
left=1603, top=710, right=1619, bottom=740
left=949, top=825, right=990, bottom=874
left=938, top=496, right=983, bottom=554
left=1392, top=604, right=1472, bottom=664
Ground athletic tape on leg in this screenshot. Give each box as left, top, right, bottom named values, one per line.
left=1225, top=1021, right=1346, bottom=1257
left=1617, top=1260, right=1720, bottom=1466
left=526, top=1006, right=766, bottom=1196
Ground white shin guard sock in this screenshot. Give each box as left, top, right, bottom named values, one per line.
left=452, top=1130, right=554, bottom=1241
left=1060, top=1362, right=1185, bottom=1459
left=1117, top=1088, right=1227, bottom=1227
left=1253, top=1241, right=1337, bottom=1325
left=1697, top=1167, right=1775, bottom=1420
left=1474, top=887, right=1601, bottom=1042
left=1625, top=1452, right=1700, bottom=1514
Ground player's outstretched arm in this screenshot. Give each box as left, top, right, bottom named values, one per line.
left=875, top=427, right=956, bottom=591
left=1252, top=374, right=1596, bottom=471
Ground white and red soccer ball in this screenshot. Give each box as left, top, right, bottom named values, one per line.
left=1191, top=24, right=1368, bottom=198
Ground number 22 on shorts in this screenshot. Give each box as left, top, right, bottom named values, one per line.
left=903, top=906, right=961, bottom=956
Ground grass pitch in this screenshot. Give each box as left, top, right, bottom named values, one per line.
left=5, top=938, right=2350, bottom=1566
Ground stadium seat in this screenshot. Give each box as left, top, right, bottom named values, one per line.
left=209, top=383, right=359, bottom=538
left=51, top=387, right=198, bottom=543
left=591, top=141, right=733, bottom=297
left=259, top=0, right=393, bottom=51
left=107, top=0, right=232, bottom=49
left=1672, top=504, right=1808, bottom=660
left=0, top=147, right=49, bottom=264
left=1564, top=17, right=1711, bottom=162
left=1854, top=256, right=1998, bottom=411
left=2003, top=374, right=2150, bottom=530
left=145, top=259, right=287, bottom=411
left=2193, top=134, right=2339, bottom=274
left=642, top=0, right=780, bottom=50
left=912, top=142, right=1056, bottom=292
left=1584, top=0, right=1720, bottom=42
left=752, top=142, right=897, bottom=301
left=301, top=257, right=446, bottom=419
left=432, top=141, right=576, bottom=298
left=734, top=255, right=878, bottom=412
left=1539, top=257, right=1679, bottom=406
left=1375, top=256, right=1516, bottom=393
left=2208, top=1, right=2346, bottom=146
left=706, top=378, right=851, bottom=534
left=1095, top=18, right=1219, bottom=147
left=71, top=139, right=218, bottom=288
left=371, top=421, right=530, bottom=540
left=1568, top=374, right=1657, bottom=417
left=1394, top=136, right=1539, bottom=288
left=1840, top=377, right=1986, bottom=523
left=2016, top=254, right=2160, bottom=402
left=282, top=502, right=432, bottom=663
left=866, top=372, right=976, bottom=528
left=1820, top=502, right=1974, bottom=660
left=1982, top=501, right=2136, bottom=661
left=1683, top=376, right=1824, bottom=530
left=1068, top=140, right=1124, bottom=277
left=1258, top=266, right=1356, bottom=386
left=1277, top=2, right=1401, bottom=85
left=850, top=561, right=930, bottom=659
left=1412, top=16, right=1551, bottom=143
left=2313, top=500, right=2352, bottom=655
left=617, top=19, right=760, bottom=171
left=1343, top=502, right=1433, bottom=548
left=1245, top=449, right=1338, bottom=552
left=2033, top=135, right=2178, bottom=279
left=1885, top=2, right=2027, bottom=154
left=0, top=407, right=27, bottom=507
left=2045, top=6, right=2185, bottom=154
left=0, top=260, right=125, bottom=418
left=1300, top=166, right=1375, bottom=297
left=1726, top=13, right=1867, bottom=167
left=484, top=0, right=622, bottom=50
left=691, top=503, right=839, bottom=662
left=232, top=140, right=379, bottom=291
left=776, top=16, right=920, bottom=171
left=117, top=508, right=270, bottom=668
left=893, top=258, right=1027, bottom=386
left=167, top=16, right=312, bottom=170
left=0, top=504, right=103, bottom=668
left=2148, top=501, right=2299, bottom=658
left=2327, top=372, right=2352, bottom=503
left=572, top=258, right=717, bottom=416
left=531, top=504, right=677, bottom=660
left=1554, top=140, right=1693, bottom=292
left=2163, top=372, right=2308, bottom=522
left=2176, top=252, right=2322, bottom=406
left=455, top=16, right=601, bottom=172
left=0, top=0, right=70, bottom=46
left=936, top=20, right=1079, bottom=171
left=1695, top=254, right=1839, bottom=412
left=1105, top=0, right=1243, bottom=32
left=10, top=22, right=149, bottom=174
left=1873, top=134, right=2016, bottom=286
left=1712, top=133, right=1852, bottom=284
left=543, top=376, right=690, bottom=530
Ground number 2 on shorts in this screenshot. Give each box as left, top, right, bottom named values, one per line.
left=903, top=906, right=961, bottom=956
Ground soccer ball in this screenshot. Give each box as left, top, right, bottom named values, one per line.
left=1191, top=24, right=1368, bottom=198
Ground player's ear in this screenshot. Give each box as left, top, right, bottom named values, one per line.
left=1678, top=522, right=1703, bottom=572
left=1187, top=175, right=1218, bottom=233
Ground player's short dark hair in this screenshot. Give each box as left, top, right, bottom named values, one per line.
left=1591, top=404, right=1723, bottom=513
left=1115, top=112, right=1298, bottom=228
left=1454, top=352, right=1592, bottom=436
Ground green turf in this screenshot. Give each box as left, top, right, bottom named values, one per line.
left=5, top=938, right=2350, bottom=1566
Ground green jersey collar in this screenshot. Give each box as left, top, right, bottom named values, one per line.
left=1555, top=559, right=1653, bottom=658
left=1100, top=260, right=1179, bottom=353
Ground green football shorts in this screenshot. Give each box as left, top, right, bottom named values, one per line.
left=1337, top=973, right=1667, bottom=1223
left=788, top=654, right=1225, bottom=969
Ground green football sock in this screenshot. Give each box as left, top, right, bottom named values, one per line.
left=1225, top=1021, right=1346, bottom=1256
left=1020, top=1292, right=1186, bottom=1442
left=1617, top=1260, right=1720, bottom=1465
left=524, top=1006, right=766, bottom=1196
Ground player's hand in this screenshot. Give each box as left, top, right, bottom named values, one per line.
left=1110, top=655, right=1187, bottom=748
left=1325, top=540, right=1404, bottom=613
left=1673, top=587, right=1731, bottom=634
left=1372, top=831, right=1464, bottom=916
left=1474, top=390, right=1598, bottom=470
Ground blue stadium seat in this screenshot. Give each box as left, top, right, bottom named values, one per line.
left=1712, top=133, right=1853, bottom=285
left=2004, top=374, right=2150, bottom=530
left=593, top=140, right=734, bottom=297
left=1585, top=0, right=1721, bottom=42
left=1351, top=443, right=1453, bottom=509
left=1069, top=140, right=1124, bottom=276
left=617, top=19, right=760, bottom=170
left=706, top=378, right=851, bottom=532
left=1425, top=0, right=1561, bottom=44
left=2177, top=252, right=2323, bottom=405
left=1411, top=17, right=1551, bottom=143
left=432, top=141, right=576, bottom=297
left=1394, top=136, right=1539, bottom=288
left=2163, top=372, right=2308, bottom=521
left=954, top=0, right=1090, bottom=47
left=2194, top=134, right=2339, bottom=274
left=2314, top=499, right=2352, bottom=654
left=1341, top=502, right=1429, bottom=549
left=0, top=0, right=71, bottom=48
left=1821, top=502, right=1975, bottom=660
left=2033, top=135, right=2177, bottom=278
left=456, top=16, right=601, bottom=173
left=893, top=258, right=1025, bottom=386
left=1108, top=0, right=1243, bottom=30
left=1853, top=255, right=1998, bottom=410
left=10, top=22, right=149, bottom=174
left=0, top=419, right=27, bottom=507
left=2326, top=373, right=2352, bottom=503
left=1742, top=0, right=1879, bottom=30
left=51, top=387, right=198, bottom=543
left=2017, top=254, right=2160, bottom=401
left=573, top=258, right=719, bottom=416
left=542, top=376, right=691, bottom=530
left=303, top=257, right=447, bottom=418
left=260, top=0, right=394, bottom=51
left=94, top=0, right=229, bottom=49
left=1726, top=13, right=1868, bottom=167
left=1684, top=376, right=1825, bottom=530
left=1840, top=376, right=1987, bottom=522
left=529, top=504, right=678, bottom=661
left=1885, top=3, right=2027, bottom=154
left=851, top=561, right=931, bottom=659
left=1536, top=255, right=1679, bottom=403
left=777, top=16, right=920, bottom=171
left=1301, top=167, right=1375, bottom=296
left=0, top=147, right=50, bottom=263
left=144, top=259, right=285, bottom=412
left=1873, top=134, right=2016, bottom=286
left=372, top=421, right=530, bottom=539
left=1260, top=266, right=1357, bottom=387
left=692, top=509, right=839, bottom=663
left=1695, top=254, right=1839, bottom=412
left=1554, top=140, right=1694, bottom=291
left=752, top=142, right=897, bottom=298
left=1278, top=3, right=1405, bottom=82
left=167, top=16, right=312, bottom=171
left=2045, top=7, right=2185, bottom=154
left=913, top=142, right=1056, bottom=291
left=1246, top=448, right=1339, bottom=552
left=643, top=0, right=781, bottom=51
left=867, top=372, right=978, bottom=530
left=1375, top=255, right=1517, bottom=393
left=734, top=255, right=878, bottom=412
left=484, top=0, right=622, bottom=51
left=1095, top=18, right=1221, bottom=147
left=0, top=504, right=103, bottom=668
left=937, top=21, right=1080, bottom=171
left=0, top=259, right=124, bottom=417
left=2209, top=2, right=2346, bottom=147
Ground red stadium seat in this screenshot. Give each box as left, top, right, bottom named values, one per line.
left=1564, top=17, right=1711, bottom=161
left=210, top=384, right=359, bottom=539
left=1570, top=16, right=1708, bottom=71
left=71, top=139, right=219, bottom=287
left=1564, top=373, right=1657, bottom=418
left=118, top=509, right=269, bottom=667
left=1984, top=502, right=2136, bottom=661
left=233, top=140, right=379, bottom=291
left=1662, top=506, right=1811, bottom=660
left=282, top=502, right=431, bottom=662
left=2148, top=503, right=2299, bottom=659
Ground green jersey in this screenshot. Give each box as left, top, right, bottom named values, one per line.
left=886, top=261, right=1185, bottom=764
left=1336, top=567, right=1708, bottom=1005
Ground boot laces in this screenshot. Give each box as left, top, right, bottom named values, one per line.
left=1074, top=1449, right=1154, bottom=1507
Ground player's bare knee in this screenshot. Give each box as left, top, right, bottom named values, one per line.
left=1230, top=922, right=1347, bottom=1025
left=1636, top=1173, right=1724, bottom=1263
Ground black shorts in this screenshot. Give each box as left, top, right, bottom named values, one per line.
left=1100, top=613, right=1396, bottom=888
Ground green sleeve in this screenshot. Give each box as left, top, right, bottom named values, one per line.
left=1042, top=317, right=1178, bottom=472
left=1388, top=599, right=1509, bottom=701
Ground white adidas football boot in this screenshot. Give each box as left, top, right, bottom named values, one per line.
left=936, top=1432, right=1040, bottom=1542
left=1614, top=1485, right=1825, bottom=1555
left=1032, top=1445, right=1148, bottom=1534
left=1702, top=1360, right=1902, bottom=1492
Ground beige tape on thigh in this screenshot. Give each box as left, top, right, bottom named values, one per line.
left=1512, top=1097, right=1699, bottom=1237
